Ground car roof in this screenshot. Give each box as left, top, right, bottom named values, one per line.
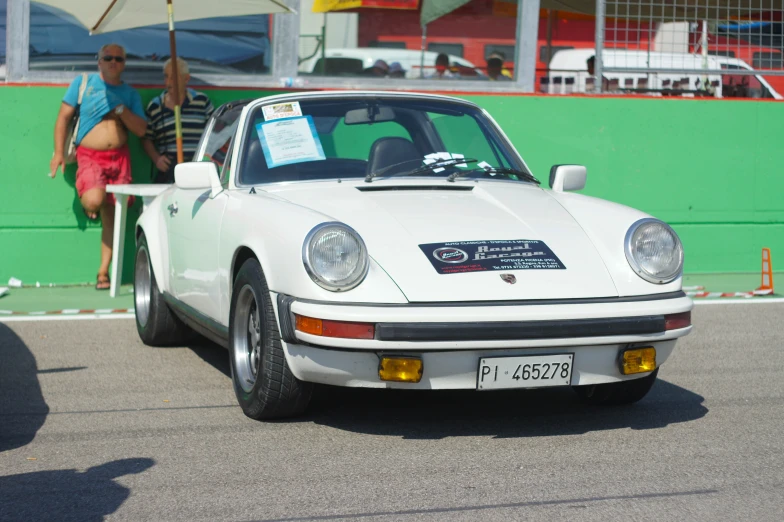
left=299, top=48, right=477, bottom=71
left=548, top=47, right=759, bottom=71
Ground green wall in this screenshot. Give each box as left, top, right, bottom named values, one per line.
left=1, top=85, right=781, bottom=285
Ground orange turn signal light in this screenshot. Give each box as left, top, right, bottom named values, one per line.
left=664, top=311, right=691, bottom=330
left=294, top=314, right=375, bottom=339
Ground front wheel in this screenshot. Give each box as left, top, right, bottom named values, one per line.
left=572, top=368, right=659, bottom=405
left=228, top=258, right=313, bottom=420
left=134, top=233, right=192, bottom=346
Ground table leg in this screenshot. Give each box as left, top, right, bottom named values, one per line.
left=110, top=195, right=129, bottom=298
left=142, top=195, right=154, bottom=213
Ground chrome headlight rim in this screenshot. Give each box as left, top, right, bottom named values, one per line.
left=302, top=222, right=369, bottom=292
left=624, top=218, right=684, bottom=284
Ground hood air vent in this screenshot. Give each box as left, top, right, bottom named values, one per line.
left=356, top=185, right=474, bottom=192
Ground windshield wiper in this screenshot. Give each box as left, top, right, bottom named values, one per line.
left=446, top=166, right=540, bottom=184
left=365, top=157, right=478, bottom=183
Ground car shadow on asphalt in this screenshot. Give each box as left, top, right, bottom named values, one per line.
left=302, top=379, right=708, bottom=439
left=0, top=323, right=49, bottom=453
left=185, top=339, right=231, bottom=378
left=179, top=339, right=708, bottom=438
left=0, top=458, right=155, bottom=521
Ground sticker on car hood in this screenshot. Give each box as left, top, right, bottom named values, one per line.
left=419, top=240, right=566, bottom=274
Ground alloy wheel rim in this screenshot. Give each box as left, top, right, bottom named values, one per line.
left=134, top=246, right=152, bottom=327
left=232, top=284, right=262, bottom=393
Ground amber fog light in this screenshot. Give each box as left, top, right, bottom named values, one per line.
left=619, top=347, right=657, bottom=375
left=379, top=357, right=423, bottom=383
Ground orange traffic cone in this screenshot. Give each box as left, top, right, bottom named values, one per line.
left=754, top=248, right=774, bottom=295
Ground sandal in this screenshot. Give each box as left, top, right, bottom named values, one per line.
left=96, top=273, right=110, bottom=291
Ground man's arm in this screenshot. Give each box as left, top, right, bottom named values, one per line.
left=117, top=107, right=147, bottom=138
left=142, top=138, right=171, bottom=173
left=141, top=138, right=160, bottom=163
left=50, top=102, right=76, bottom=178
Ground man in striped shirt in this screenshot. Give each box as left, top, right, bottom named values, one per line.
left=142, top=57, right=215, bottom=183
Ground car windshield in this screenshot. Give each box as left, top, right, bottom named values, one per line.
left=236, top=96, right=528, bottom=185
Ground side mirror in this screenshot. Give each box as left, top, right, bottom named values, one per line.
left=549, top=165, right=586, bottom=192
left=174, top=162, right=222, bottom=197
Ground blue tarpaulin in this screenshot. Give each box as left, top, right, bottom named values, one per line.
left=1, top=2, right=271, bottom=71
left=716, top=20, right=783, bottom=50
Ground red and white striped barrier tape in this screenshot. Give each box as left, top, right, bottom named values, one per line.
left=687, top=289, right=774, bottom=299
left=0, top=308, right=133, bottom=316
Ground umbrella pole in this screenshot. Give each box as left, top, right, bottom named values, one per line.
left=167, top=0, right=184, bottom=164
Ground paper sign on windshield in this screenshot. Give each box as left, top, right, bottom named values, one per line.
left=256, top=116, right=326, bottom=169
left=419, top=239, right=566, bottom=274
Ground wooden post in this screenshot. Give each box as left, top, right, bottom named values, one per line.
left=167, top=0, right=184, bottom=164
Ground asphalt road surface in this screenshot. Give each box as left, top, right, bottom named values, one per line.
left=1, top=303, right=783, bottom=521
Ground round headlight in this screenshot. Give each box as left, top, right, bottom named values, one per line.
left=302, top=223, right=369, bottom=291
left=624, top=218, right=684, bottom=284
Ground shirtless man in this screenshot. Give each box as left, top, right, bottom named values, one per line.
left=50, top=43, right=147, bottom=290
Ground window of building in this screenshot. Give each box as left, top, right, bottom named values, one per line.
left=299, top=0, right=520, bottom=81
left=708, top=50, right=736, bottom=58
left=428, top=43, right=464, bottom=58
left=485, top=44, right=515, bottom=64
left=752, top=51, right=783, bottom=70
left=369, top=41, right=407, bottom=49
left=0, top=2, right=7, bottom=77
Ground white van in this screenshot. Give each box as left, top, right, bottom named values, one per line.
left=298, top=48, right=485, bottom=79
left=546, top=48, right=782, bottom=99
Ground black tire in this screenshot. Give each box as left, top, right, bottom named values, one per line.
left=572, top=368, right=659, bottom=405
left=228, top=258, right=313, bottom=420
left=134, top=233, right=192, bottom=346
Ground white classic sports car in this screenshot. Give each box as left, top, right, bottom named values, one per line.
left=133, top=91, right=693, bottom=420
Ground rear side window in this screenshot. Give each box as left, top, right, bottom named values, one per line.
left=200, top=103, right=248, bottom=172
left=427, top=43, right=464, bottom=58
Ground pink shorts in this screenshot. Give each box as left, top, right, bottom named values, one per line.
left=75, top=145, right=134, bottom=206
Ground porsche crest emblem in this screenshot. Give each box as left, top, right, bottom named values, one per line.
left=500, top=274, right=517, bottom=284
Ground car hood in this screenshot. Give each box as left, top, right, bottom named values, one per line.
left=264, top=181, right=619, bottom=302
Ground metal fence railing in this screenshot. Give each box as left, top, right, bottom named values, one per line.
left=585, top=0, right=784, bottom=97
left=299, top=33, right=326, bottom=69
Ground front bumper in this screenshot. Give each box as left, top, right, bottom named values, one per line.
left=273, top=292, right=692, bottom=389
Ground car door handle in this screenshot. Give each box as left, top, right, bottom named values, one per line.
left=168, top=203, right=178, bottom=217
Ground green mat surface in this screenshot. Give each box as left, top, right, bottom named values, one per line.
left=0, top=284, right=134, bottom=313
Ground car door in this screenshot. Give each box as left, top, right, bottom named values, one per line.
left=166, top=99, right=251, bottom=320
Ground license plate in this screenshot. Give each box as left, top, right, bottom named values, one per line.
left=477, top=354, right=574, bottom=390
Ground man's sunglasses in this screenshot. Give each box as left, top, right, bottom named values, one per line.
left=101, top=55, right=126, bottom=63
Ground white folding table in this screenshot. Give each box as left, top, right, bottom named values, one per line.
left=105, top=184, right=169, bottom=297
